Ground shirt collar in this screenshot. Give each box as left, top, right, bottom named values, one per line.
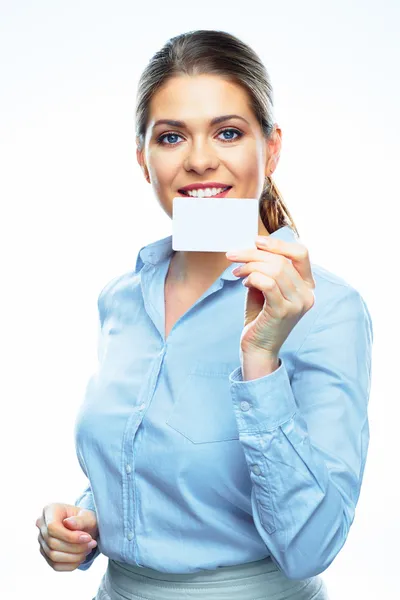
left=134, top=225, right=299, bottom=281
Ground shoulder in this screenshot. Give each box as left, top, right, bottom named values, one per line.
left=309, top=261, right=373, bottom=341
left=312, top=260, right=353, bottom=293
left=97, top=270, right=140, bottom=326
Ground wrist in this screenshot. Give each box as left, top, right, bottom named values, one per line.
left=240, top=350, right=281, bottom=381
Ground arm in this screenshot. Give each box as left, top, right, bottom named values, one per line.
left=229, top=287, right=373, bottom=580
left=74, top=274, right=139, bottom=570
left=74, top=288, right=108, bottom=571
left=74, top=383, right=100, bottom=571
left=74, top=438, right=101, bottom=571
left=75, top=485, right=100, bottom=571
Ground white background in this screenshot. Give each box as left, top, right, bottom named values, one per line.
left=1, top=1, right=398, bottom=598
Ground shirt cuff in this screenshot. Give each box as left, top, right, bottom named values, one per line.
left=77, top=544, right=100, bottom=571
left=229, top=358, right=297, bottom=433
left=74, top=493, right=100, bottom=569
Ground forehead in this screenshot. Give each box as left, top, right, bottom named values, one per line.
left=148, top=74, right=253, bottom=125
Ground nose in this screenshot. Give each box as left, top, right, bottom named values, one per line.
left=183, top=139, right=219, bottom=173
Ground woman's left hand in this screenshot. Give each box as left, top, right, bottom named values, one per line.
left=226, top=235, right=316, bottom=357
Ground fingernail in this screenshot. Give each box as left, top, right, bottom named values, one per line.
left=79, top=534, right=91, bottom=542
left=87, top=540, right=97, bottom=549
left=64, top=518, right=77, bottom=526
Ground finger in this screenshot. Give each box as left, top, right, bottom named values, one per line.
left=227, top=248, right=297, bottom=277
left=63, top=509, right=97, bottom=531
left=39, top=543, right=54, bottom=567
left=44, top=506, right=92, bottom=545
left=231, top=250, right=305, bottom=290
left=39, top=544, right=82, bottom=571
left=227, top=247, right=279, bottom=264
left=234, top=260, right=305, bottom=303
left=244, top=269, right=314, bottom=314
left=38, top=528, right=95, bottom=555
left=40, top=514, right=97, bottom=550
left=243, top=272, right=289, bottom=313
left=227, top=239, right=315, bottom=288
left=255, top=236, right=315, bottom=288
left=38, top=531, right=89, bottom=564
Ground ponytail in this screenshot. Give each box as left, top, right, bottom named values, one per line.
left=259, top=175, right=300, bottom=238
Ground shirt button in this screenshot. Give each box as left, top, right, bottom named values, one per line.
left=127, top=531, right=134, bottom=541
left=139, top=403, right=146, bottom=410
left=252, top=465, right=261, bottom=476
left=240, top=401, right=250, bottom=412
left=125, top=464, right=131, bottom=474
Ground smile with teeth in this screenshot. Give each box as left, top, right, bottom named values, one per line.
left=181, top=187, right=230, bottom=197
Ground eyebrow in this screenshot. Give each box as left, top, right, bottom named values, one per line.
left=152, top=114, right=250, bottom=129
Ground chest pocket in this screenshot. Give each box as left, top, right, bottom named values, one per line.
left=166, top=362, right=240, bottom=444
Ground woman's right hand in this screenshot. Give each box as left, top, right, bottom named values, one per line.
left=36, top=503, right=99, bottom=571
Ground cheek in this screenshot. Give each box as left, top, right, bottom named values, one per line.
left=148, top=152, right=179, bottom=187
left=239, top=156, right=263, bottom=190
left=232, top=144, right=261, bottom=178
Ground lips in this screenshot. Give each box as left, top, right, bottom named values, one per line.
left=178, top=183, right=232, bottom=192
left=178, top=187, right=231, bottom=198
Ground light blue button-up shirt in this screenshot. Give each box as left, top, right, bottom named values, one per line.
left=74, top=225, right=373, bottom=580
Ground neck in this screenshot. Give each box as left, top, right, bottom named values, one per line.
left=168, top=251, right=231, bottom=288
left=168, top=216, right=271, bottom=288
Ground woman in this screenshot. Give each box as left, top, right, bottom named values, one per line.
left=36, top=30, right=373, bottom=599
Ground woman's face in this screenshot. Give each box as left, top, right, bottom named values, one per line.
left=137, top=74, right=281, bottom=218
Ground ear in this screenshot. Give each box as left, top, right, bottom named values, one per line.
left=266, top=124, right=282, bottom=176
left=136, top=144, right=150, bottom=182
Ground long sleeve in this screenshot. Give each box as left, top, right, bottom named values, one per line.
left=229, top=287, right=373, bottom=580
left=73, top=291, right=108, bottom=571
left=74, top=485, right=100, bottom=571
left=74, top=428, right=101, bottom=570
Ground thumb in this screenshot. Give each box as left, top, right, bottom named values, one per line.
left=63, top=509, right=97, bottom=534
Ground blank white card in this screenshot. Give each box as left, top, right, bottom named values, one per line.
left=172, top=196, right=259, bottom=252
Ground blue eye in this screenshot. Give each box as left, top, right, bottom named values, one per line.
left=156, top=128, right=243, bottom=146
left=158, top=132, right=181, bottom=145
left=220, top=128, right=240, bottom=141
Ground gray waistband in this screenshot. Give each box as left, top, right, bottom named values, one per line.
left=105, top=558, right=324, bottom=600
left=111, top=555, right=278, bottom=584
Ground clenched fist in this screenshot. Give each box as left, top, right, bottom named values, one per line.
left=36, top=503, right=99, bottom=571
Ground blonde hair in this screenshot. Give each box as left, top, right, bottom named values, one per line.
left=135, top=29, right=300, bottom=238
